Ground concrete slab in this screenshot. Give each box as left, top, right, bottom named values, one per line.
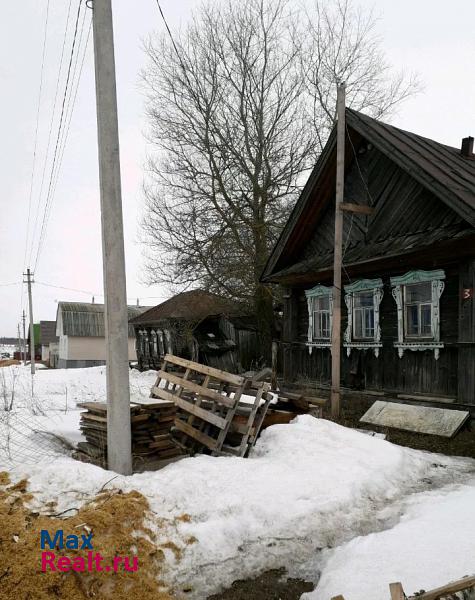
left=360, top=400, right=469, bottom=438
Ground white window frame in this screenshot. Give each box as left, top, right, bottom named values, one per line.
left=390, top=269, right=445, bottom=360
left=344, top=279, right=384, bottom=357
left=305, top=285, right=333, bottom=354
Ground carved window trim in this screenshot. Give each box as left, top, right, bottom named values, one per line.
left=304, top=284, right=333, bottom=354
left=343, top=279, right=384, bottom=357
left=390, top=269, right=445, bottom=359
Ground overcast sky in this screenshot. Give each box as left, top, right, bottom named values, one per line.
left=0, top=0, right=474, bottom=338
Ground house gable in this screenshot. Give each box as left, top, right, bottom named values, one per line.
left=262, top=109, right=475, bottom=284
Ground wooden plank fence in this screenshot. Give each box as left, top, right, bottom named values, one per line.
left=332, top=573, right=475, bottom=600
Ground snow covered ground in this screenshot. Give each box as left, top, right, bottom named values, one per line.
left=1, top=364, right=475, bottom=599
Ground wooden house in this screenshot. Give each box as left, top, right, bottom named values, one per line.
left=261, top=109, right=475, bottom=404
left=129, top=289, right=259, bottom=373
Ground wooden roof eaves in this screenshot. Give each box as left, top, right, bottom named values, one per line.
left=346, top=110, right=475, bottom=228
left=260, top=128, right=337, bottom=282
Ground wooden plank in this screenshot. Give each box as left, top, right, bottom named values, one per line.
left=361, top=400, right=469, bottom=438
left=175, top=396, right=228, bottom=429
left=340, top=202, right=374, bottom=215
left=132, top=398, right=175, bottom=409
left=154, top=374, right=236, bottom=408
left=397, top=393, right=454, bottom=404
left=174, top=419, right=217, bottom=451
left=389, top=582, right=405, bottom=600
left=408, top=574, right=475, bottom=600
left=163, top=354, right=245, bottom=385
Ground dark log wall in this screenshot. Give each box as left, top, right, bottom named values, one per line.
left=458, top=259, right=475, bottom=403
left=283, top=265, right=465, bottom=400
left=298, top=148, right=468, bottom=273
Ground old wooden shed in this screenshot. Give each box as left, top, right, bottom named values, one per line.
left=129, top=289, right=259, bottom=373
left=261, top=108, right=475, bottom=404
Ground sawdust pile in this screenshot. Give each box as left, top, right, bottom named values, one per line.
left=0, top=472, right=173, bottom=600
left=0, top=360, right=20, bottom=369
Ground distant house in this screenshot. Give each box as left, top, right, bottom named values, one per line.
left=55, top=302, right=147, bottom=368
left=39, top=321, right=59, bottom=366
left=261, top=108, right=475, bottom=403
left=27, top=323, right=42, bottom=361
left=129, top=289, right=259, bottom=373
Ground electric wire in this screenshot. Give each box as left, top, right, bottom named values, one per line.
left=23, top=0, right=51, bottom=273
left=32, top=0, right=84, bottom=273
left=29, top=0, right=74, bottom=269
left=35, top=15, right=93, bottom=270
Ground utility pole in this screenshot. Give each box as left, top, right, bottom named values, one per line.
left=24, top=268, right=35, bottom=375
left=92, top=0, right=132, bottom=475
left=17, top=324, right=22, bottom=362
left=22, top=310, right=27, bottom=365
left=330, top=83, right=346, bottom=419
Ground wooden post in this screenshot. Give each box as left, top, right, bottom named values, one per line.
left=271, top=341, right=278, bottom=390
left=389, top=582, right=406, bottom=600
left=330, top=83, right=346, bottom=419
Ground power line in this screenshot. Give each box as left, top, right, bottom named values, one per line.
left=0, top=282, right=21, bottom=288
left=23, top=0, right=51, bottom=272
left=29, top=0, right=74, bottom=268
left=153, top=0, right=194, bottom=91
left=33, top=0, right=84, bottom=272
left=35, top=15, right=93, bottom=270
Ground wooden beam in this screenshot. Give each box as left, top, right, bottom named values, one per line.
left=407, top=574, right=475, bottom=600
left=156, top=371, right=236, bottom=408
left=389, top=582, right=406, bottom=600
left=163, top=354, right=245, bottom=385
left=174, top=419, right=218, bottom=451
left=340, top=202, right=374, bottom=215
left=174, top=396, right=228, bottom=429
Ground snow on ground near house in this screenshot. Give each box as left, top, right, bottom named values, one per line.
left=0, top=364, right=158, bottom=463
left=304, top=480, right=475, bottom=600
left=1, top=365, right=475, bottom=598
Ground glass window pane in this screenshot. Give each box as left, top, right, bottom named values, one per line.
left=405, top=282, right=431, bottom=303
left=406, top=305, right=419, bottom=335
left=316, top=295, right=330, bottom=310
left=354, top=292, right=373, bottom=307
left=354, top=310, right=363, bottom=338
left=321, top=312, right=330, bottom=338
left=364, top=309, right=375, bottom=337
left=421, top=304, right=432, bottom=335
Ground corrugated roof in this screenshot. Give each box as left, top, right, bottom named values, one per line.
left=57, top=302, right=147, bottom=337
left=129, top=290, right=247, bottom=325
left=39, top=321, right=58, bottom=345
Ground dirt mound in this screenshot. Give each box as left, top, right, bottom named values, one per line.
left=0, top=472, right=172, bottom=599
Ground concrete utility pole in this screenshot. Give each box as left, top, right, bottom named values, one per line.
left=92, top=0, right=132, bottom=475
left=24, top=268, right=36, bottom=375
left=330, top=83, right=346, bottom=419
left=17, top=324, right=22, bottom=362
left=22, top=310, right=27, bottom=365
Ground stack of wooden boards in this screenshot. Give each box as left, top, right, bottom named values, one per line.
left=151, top=354, right=273, bottom=457
left=74, top=399, right=183, bottom=471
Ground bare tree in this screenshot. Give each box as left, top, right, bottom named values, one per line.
left=141, top=0, right=418, bottom=358
left=304, top=0, right=420, bottom=150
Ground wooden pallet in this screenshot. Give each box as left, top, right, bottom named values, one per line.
left=332, top=573, right=475, bottom=600
left=151, top=354, right=271, bottom=457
